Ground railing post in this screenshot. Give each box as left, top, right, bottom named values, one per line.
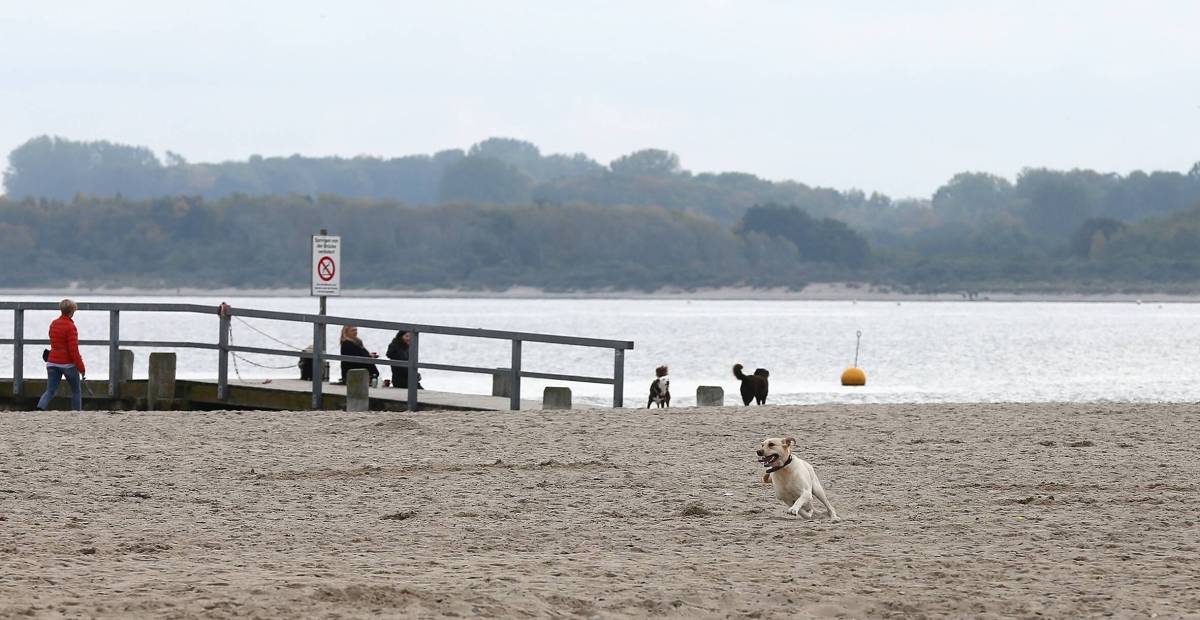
left=108, top=310, right=120, bottom=397
left=406, top=331, right=419, bottom=412
left=13, top=308, right=24, bottom=397
left=312, top=321, right=324, bottom=409
left=217, top=308, right=229, bottom=401
left=613, top=348, right=625, bottom=408
left=510, top=339, right=522, bottom=411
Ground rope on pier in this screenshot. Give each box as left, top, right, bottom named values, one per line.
left=232, top=317, right=303, bottom=351
left=226, top=317, right=303, bottom=381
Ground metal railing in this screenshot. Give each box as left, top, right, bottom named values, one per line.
left=1, top=301, right=634, bottom=410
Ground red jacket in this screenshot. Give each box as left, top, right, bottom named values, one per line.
left=47, top=316, right=86, bottom=374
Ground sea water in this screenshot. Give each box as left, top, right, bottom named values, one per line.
left=3, top=296, right=1199, bottom=406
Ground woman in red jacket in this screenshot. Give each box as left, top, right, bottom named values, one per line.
left=37, top=299, right=87, bottom=411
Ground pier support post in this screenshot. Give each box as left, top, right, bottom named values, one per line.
left=217, top=306, right=229, bottom=401
left=543, top=387, right=571, bottom=410
left=147, top=352, right=177, bottom=410
left=346, top=369, right=369, bottom=412
left=311, top=322, right=325, bottom=410
left=613, top=348, right=625, bottom=408
left=406, top=331, right=419, bottom=412
left=13, top=308, right=23, bottom=396
left=696, top=386, right=724, bottom=407
left=510, top=340, right=522, bottom=411
left=108, top=310, right=120, bottom=397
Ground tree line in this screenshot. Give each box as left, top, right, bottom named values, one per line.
left=3, top=192, right=1200, bottom=292
left=0, top=195, right=867, bottom=290
left=3, top=135, right=1200, bottom=291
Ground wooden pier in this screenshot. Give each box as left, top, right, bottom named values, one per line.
left=0, top=378, right=542, bottom=412
left=1, top=301, right=632, bottom=412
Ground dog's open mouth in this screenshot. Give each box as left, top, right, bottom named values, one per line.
left=758, top=454, right=779, bottom=467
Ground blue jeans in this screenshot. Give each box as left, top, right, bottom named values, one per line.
left=37, top=365, right=82, bottom=411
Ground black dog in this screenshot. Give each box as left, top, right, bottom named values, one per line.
left=647, top=365, right=670, bottom=408
left=733, top=363, right=769, bottom=405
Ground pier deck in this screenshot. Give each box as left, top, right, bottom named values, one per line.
left=3, top=300, right=630, bottom=411
left=0, top=378, right=544, bottom=412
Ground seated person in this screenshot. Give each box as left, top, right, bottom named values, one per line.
left=338, top=325, right=379, bottom=383
left=386, top=330, right=424, bottom=389
left=299, top=345, right=314, bottom=381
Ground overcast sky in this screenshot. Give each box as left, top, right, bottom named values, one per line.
left=2, top=1, right=1197, bottom=198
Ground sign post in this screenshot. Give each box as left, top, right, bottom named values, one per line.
left=311, top=230, right=340, bottom=409
left=312, top=231, right=341, bottom=306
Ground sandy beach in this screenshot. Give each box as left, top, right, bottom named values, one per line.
left=2, top=403, right=1199, bottom=618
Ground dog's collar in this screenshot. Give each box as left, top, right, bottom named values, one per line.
left=765, top=455, right=793, bottom=474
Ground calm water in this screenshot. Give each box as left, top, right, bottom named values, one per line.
left=4, top=296, right=1199, bottom=406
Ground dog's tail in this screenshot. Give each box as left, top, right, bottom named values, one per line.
left=733, top=363, right=747, bottom=380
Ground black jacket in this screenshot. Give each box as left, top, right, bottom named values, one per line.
left=386, top=338, right=422, bottom=388
left=340, top=339, right=378, bottom=382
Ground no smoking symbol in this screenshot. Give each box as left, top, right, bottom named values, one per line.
left=317, top=256, right=336, bottom=282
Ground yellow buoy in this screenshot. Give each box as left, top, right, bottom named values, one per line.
left=841, top=330, right=866, bottom=386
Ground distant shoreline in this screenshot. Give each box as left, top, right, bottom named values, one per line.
left=3, top=282, right=1199, bottom=303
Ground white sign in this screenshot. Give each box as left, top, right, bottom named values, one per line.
left=311, top=235, right=341, bottom=296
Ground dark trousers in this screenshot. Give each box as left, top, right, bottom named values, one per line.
left=37, top=365, right=82, bottom=411
left=391, top=367, right=422, bottom=389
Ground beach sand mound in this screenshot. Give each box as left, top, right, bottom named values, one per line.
left=2, top=403, right=1198, bottom=618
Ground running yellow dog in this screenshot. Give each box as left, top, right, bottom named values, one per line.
left=757, top=437, right=841, bottom=521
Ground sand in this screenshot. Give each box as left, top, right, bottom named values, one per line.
left=2, top=403, right=1199, bottom=618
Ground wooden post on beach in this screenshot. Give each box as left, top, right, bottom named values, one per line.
left=147, top=352, right=177, bottom=410
left=492, top=368, right=511, bottom=397
left=117, top=349, right=134, bottom=383
left=696, top=386, right=724, bottom=407
left=346, top=369, right=369, bottom=412
left=543, top=387, right=571, bottom=410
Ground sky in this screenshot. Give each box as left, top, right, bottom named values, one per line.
left=1, top=0, right=1198, bottom=198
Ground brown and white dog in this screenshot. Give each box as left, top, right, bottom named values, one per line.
left=733, top=363, right=769, bottom=405
left=757, top=437, right=840, bottom=520
left=647, top=365, right=670, bottom=408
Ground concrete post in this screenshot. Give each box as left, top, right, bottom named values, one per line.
left=147, top=352, right=177, bottom=410
left=117, top=349, right=135, bottom=383
left=346, top=369, right=369, bottom=412
left=696, top=386, right=724, bottom=407
left=491, top=368, right=511, bottom=398
left=542, top=387, right=571, bottom=410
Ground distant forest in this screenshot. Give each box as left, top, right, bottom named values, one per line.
left=4, top=135, right=1200, bottom=292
